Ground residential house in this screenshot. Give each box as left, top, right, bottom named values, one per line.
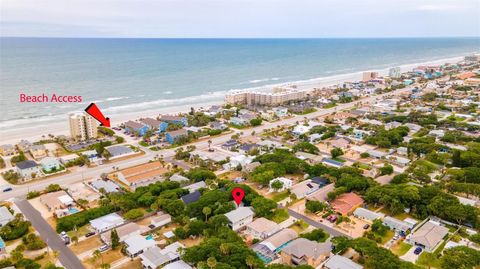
left=89, top=179, right=120, bottom=193
left=331, top=193, right=364, bottom=216
left=323, top=255, right=363, bottom=269
left=246, top=217, right=281, bottom=239
left=165, top=129, right=188, bottom=144
left=59, top=154, right=79, bottom=165
left=295, top=152, right=323, bottom=164
left=17, top=140, right=32, bottom=152
left=229, top=117, right=248, bottom=126
left=29, top=144, right=47, bottom=159
left=124, top=234, right=156, bottom=257
left=0, top=207, right=14, bottom=227
left=306, top=183, right=335, bottom=202
left=90, top=213, right=125, bottom=233
left=353, top=208, right=385, bottom=222
left=163, top=261, right=192, bottom=269
left=40, top=157, right=62, bottom=172
left=83, top=150, right=101, bottom=163
left=291, top=180, right=320, bottom=199
left=374, top=175, right=394, bottom=185
left=16, top=160, right=41, bottom=179
left=253, top=228, right=298, bottom=263
left=221, top=139, right=239, bottom=150
left=322, top=159, right=344, bottom=168
left=367, top=149, right=388, bottom=159
left=409, top=221, right=449, bottom=252
left=269, top=177, right=293, bottom=192
left=330, top=138, right=350, bottom=150
left=141, top=118, right=162, bottom=131
left=352, top=129, right=370, bottom=140
left=281, top=238, right=332, bottom=267
left=106, top=145, right=134, bottom=159
left=382, top=216, right=415, bottom=234
left=100, top=223, right=142, bottom=245
left=292, top=125, right=311, bottom=136
left=169, top=173, right=189, bottom=183
left=210, top=121, right=227, bottom=130
left=273, top=107, right=289, bottom=118
left=124, top=121, right=149, bottom=136
left=183, top=181, right=206, bottom=193
left=224, top=207, right=254, bottom=231
left=0, top=144, right=15, bottom=156
left=180, top=190, right=201, bottom=205
left=159, top=115, right=188, bottom=132
left=150, top=212, right=172, bottom=228
left=140, top=242, right=185, bottom=269
left=40, top=190, right=75, bottom=212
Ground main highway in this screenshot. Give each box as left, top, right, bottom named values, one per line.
left=0, top=86, right=414, bottom=201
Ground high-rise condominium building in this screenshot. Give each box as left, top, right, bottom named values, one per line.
left=225, top=86, right=307, bottom=106
left=362, top=71, right=379, bottom=82
left=389, top=67, right=401, bottom=79
left=69, top=112, right=98, bottom=141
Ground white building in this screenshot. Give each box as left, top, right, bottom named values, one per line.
left=269, top=177, right=293, bottom=192
left=224, top=207, right=254, bottom=231
left=90, top=213, right=125, bottom=233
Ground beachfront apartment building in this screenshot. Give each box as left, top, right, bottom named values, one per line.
left=225, top=86, right=307, bottom=106
left=165, top=128, right=188, bottom=144
left=69, top=112, right=98, bottom=141
left=124, top=121, right=149, bottom=136
left=159, top=115, right=188, bottom=132
left=362, top=71, right=379, bottom=82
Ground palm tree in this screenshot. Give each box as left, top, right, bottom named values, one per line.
left=246, top=256, right=257, bottom=269
left=219, top=243, right=230, bottom=255
left=206, top=257, right=217, bottom=269
left=202, top=207, right=211, bottom=221
left=92, top=249, right=102, bottom=267
left=100, top=263, right=111, bottom=269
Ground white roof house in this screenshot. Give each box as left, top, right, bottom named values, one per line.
left=383, top=216, right=414, bottom=233
left=324, top=255, right=363, bottom=269
left=140, top=242, right=185, bottom=268
left=292, top=125, right=311, bottom=136
left=258, top=228, right=297, bottom=252
left=90, top=213, right=125, bottom=233
left=0, top=207, right=14, bottom=227
left=291, top=180, right=320, bottom=199
left=269, top=177, right=293, bottom=192
left=183, top=181, right=206, bottom=193
left=124, top=234, right=156, bottom=257
left=353, top=208, right=385, bottom=222
left=163, top=261, right=192, bottom=269
left=224, top=207, right=254, bottom=231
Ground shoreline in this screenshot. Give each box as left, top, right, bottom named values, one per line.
left=0, top=54, right=468, bottom=145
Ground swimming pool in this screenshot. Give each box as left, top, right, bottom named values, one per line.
left=146, top=234, right=154, bottom=240
left=68, top=208, right=79, bottom=214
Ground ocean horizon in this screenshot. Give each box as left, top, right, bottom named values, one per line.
left=1, top=37, right=479, bottom=131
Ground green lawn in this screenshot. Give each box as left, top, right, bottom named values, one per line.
left=416, top=252, right=442, bottom=268
left=271, top=191, right=290, bottom=202
left=391, top=242, right=412, bottom=256
left=379, top=230, right=395, bottom=245
left=271, top=208, right=289, bottom=223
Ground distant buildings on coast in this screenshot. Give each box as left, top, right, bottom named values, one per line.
left=225, top=86, right=307, bottom=106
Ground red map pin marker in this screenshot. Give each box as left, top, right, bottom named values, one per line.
left=232, top=187, right=245, bottom=206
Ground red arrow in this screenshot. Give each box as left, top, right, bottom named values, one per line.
left=84, top=103, right=111, bottom=127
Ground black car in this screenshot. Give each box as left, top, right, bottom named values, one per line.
left=363, top=224, right=370, bottom=229
left=85, top=231, right=96, bottom=237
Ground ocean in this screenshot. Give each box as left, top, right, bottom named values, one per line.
left=0, top=37, right=479, bottom=132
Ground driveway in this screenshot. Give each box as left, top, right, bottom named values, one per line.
left=15, top=199, right=85, bottom=269
left=400, top=245, right=420, bottom=263
left=288, top=209, right=351, bottom=238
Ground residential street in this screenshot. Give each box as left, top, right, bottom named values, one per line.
left=288, top=208, right=351, bottom=238
left=14, top=199, right=85, bottom=269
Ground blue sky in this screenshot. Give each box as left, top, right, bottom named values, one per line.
left=1, top=0, right=479, bottom=38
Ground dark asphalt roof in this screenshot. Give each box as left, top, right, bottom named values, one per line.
left=16, top=160, right=38, bottom=170
left=180, top=190, right=201, bottom=205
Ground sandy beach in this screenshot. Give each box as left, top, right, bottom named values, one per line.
left=0, top=55, right=465, bottom=145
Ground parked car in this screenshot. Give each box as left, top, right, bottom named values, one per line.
left=414, top=247, right=423, bottom=255
left=2, top=186, right=12, bottom=192
left=363, top=224, right=370, bottom=229
left=148, top=224, right=155, bottom=229
left=98, top=245, right=109, bottom=252
left=85, top=231, right=96, bottom=237
left=393, top=234, right=400, bottom=240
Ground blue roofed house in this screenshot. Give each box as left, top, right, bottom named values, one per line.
left=124, top=121, right=149, bottom=136
left=0, top=237, right=5, bottom=254
left=165, top=129, right=188, bottom=144
left=40, top=157, right=62, bottom=173
left=159, top=115, right=188, bottom=132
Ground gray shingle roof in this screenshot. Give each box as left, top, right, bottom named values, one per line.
left=16, top=160, right=38, bottom=170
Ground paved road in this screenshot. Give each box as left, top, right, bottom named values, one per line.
left=0, top=86, right=414, bottom=201
left=288, top=209, right=352, bottom=239
left=15, top=199, right=85, bottom=269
